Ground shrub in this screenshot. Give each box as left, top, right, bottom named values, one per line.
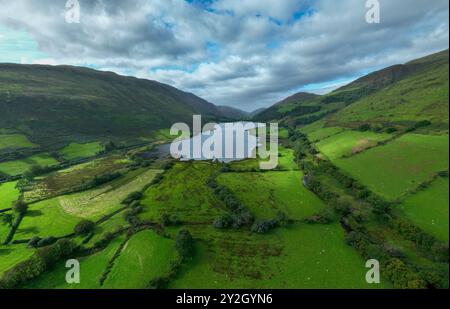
left=93, top=232, right=115, bottom=249
left=213, top=214, right=233, bottom=229
left=151, top=174, right=164, bottom=185
left=163, top=162, right=174, bottom=170
left=121, top=191, right=143, bottom=205
left=1, top=213, right=14, bottom=227
left=438, top=170, right=449, bottom=178
left=12, top=200, right=28, bottom=215
left=160, top=213, right=180, bottom=226
left=36, top=236, right=57, bottom=248
left=0, top=256, right=46, bottom=289
left=358, top=124, right=371, bottom=131
left=386, top=127, right=397, bottom=134
left=74, top=220, right=95, bottom=236
left=27, top=236, right=42, bottom=248
left=36, top=239, right=78, bottom=267
left=251, top=219, right=278, bottom=234
left=148, top=276, right=169, bottom=289
left=175, top=230, right=194, bottom=259
left=0, top=239, right=77, bottom=288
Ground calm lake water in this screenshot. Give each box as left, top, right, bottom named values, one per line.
left=147, top=122, right=264, bottom=163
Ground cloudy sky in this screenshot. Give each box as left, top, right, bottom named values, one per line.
left=0, top=0, right=448, bottom=111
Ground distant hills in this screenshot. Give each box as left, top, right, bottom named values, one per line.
left=253, top=49, right=449, bottom=130
left=0, top=64, right=239, bottom=146
left=1, top=49, right=447, bottom=149
left=216, top=105, right=249, bottom=119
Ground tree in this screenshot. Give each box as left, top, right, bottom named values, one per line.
left=74, top=220, right=95, bottom=235
left=251, top=219, right=278, bottom=234
left=122, top=191, right=143, bottom=205
left=1, top=213, right=14, bottom=227
left=12, top=200, right=28, bottom=215
left=175, top=229, right=194, bottom=259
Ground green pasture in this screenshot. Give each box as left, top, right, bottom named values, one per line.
left=334, top=134, right=449, bottom=200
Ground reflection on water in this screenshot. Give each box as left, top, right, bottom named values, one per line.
left=148, top=122, right=264, bottom=163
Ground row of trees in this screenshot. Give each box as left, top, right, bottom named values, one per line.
left=148, top=230, right=194, bottom=289
left=2, top=200, right=28, bottom=245
left=207, top=173, right=255, bottom=229
left=0, top=238, right=78, bottom=288
left=290, top=129, right=448, bottom=288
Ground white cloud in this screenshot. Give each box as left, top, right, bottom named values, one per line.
left=0, top=0, right=448, bottom=111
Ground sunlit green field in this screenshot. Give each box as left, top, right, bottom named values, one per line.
left=218, top=171, right=323, bottom=220
left=0, top=153, right=58, bottom=176
left=140, top=162, right=226, bottom=224
left=0, top=181, right=19, bottom=209
left=170, top=223, right=389, bottom=288
left=316, top=131, right=392, bottom=160
left=0, top=134, right=36, bottom=150
left=0, top=244, right=34, bottom=277
left=59, top=142, right=104, bottom=160
left=103, top=230, right=177, bottom=288
left=25, top=236, right=127, bottom=289
left=334, top=134, right=449, bottom=200
left=16, top=168, right=160, bottom=241
left=399, top=177, right=449, bottom=242
left=307, top=126, right=345, bottom=142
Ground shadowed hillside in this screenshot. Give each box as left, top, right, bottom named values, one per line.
left=0, top=64, right=226, bottom=147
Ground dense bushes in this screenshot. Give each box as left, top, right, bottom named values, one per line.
left=391, top=219, right=449, bottom=263
left=251, top=219, right=278, bottom=234
left=207, top=173, right=255, bottom=229
left=160, top=213, right=180, bottom=227
left=175, top=229, right=194, bottom=259
left=344, top=231, right=427, bottom=288
left=0, top=239, right=78, bottom=288
left=1, top=213, right=14, bottom=227
left=12, top=200, right=28, bottom=215
left=89, top=172, right=122, bottom=187
left=148, top=230, right=194, bottom=289
left=74, top=220, right=95, bottom=236
left=121, top=191, right=143, bottom=205
left=3, top=201, right=28, bottom=245
left=123, top=206, right=143, bottom=226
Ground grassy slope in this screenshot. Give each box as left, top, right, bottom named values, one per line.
left=315, top=131, right=392, bottom=160
left=59, top=142, right=104, bottom=160
left=0, top=181, right=19, bottom=209
left=16, top=168, right=161, bottom=240
left=24, top=235, right=127, bottom=289
left=399, top=177, right=449, bottom=242
left=0, top=244, right=34, bottom=277
left=218, top=171, right=323, bottom=220
left=170, top=224, right=389, bottom=288
left=0, top=134, right=36, bottom=150
left=334, top=133, right=449, bottom=200
left=0, top=153, right=58, bottom=176
left=103, top=230, right=177, bottom=288
left=140, top=162, right=226, bottom=224
left=328, top=50, right=449, bottom=127
left=0, top=63, right=221, bottom=145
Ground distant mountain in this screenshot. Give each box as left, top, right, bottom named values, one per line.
left=327, top=49, right=449, bottom=128
left=250, top=108, right=266, bottom=117
left=253, top=49, right=449, bottom=130
left=216, top=105, right=249, bottom=120
left=0, top=64, right=225, bottom=146
left=252, top=92, right=320, bottom=122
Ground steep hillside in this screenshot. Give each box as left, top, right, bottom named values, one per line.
left=327, top=50, right=449, bottom=129
left=0, top=64, right=224, bottom=147
left=255, top=49, right=449, bottom=131
left=216, top=105, right=249, bottom=120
